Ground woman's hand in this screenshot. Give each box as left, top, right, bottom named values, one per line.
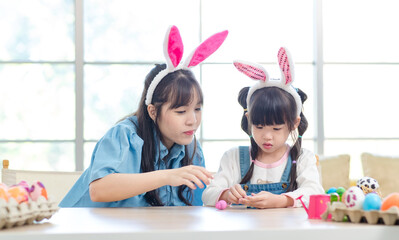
left=165, top=165, right=213, bottom=189
left=239, top=191, right=293, bottom=208
left=220, top=184, right=247, bottom=204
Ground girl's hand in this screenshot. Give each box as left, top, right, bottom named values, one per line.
left=165, top=165, right=213, bottom=189
left=239, top=191, right=292, bottom=209
left=221, top=184, right=247, bottom=204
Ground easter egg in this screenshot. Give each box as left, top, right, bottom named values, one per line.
left=357, top=177, right=380, bottom=195
left=381, top=192, right=399, bottom=211
left=215, top=200, right=227, bottom=210
left=336, top=187, right=345, bottom=196
left=344, top=186, right=365, bottom=209
left=8, top=185, right=29, bottom=203
left=326, top=187, right=337, bottom=194
left=18, top=180, right=31, bottom=193
left=362, top=193, right=382, bottom=211
left=0, top=184, right=9, bottom=201
left=30, top=181, right=48, bottom=201
left=336, top=187, right=346, bottom=201
left=329, top=193, right=340, bottom=202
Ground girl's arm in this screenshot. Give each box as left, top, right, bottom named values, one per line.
left=202, top=148, right=242, bottom=206
left=89, top=165, right=212, bottom=202
left=283, top=148, right=325, bottom=207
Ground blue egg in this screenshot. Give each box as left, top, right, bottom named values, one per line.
left=362, top=193, right=382, bottom=211
left=326, top=187, right=337, bottom=194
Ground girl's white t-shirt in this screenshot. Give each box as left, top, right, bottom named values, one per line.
left=250, top=146, right=290, bottom=184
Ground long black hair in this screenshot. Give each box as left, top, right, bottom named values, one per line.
left=126, top=63, right=203, bottom=206
left=237, top=86, right=308, bottom=191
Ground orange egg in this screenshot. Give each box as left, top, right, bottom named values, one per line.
left=8, top=185, right=29, bottom=203
left=381, top=192, right=399, bottom=211
left=0, top=185, right=9, bottom=201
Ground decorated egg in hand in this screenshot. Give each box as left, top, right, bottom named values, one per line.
left=362, top=193, right=382, bottom=211
left=344, top=186, right=365, bottom=209
left=30, top=181, right=48, bottom=201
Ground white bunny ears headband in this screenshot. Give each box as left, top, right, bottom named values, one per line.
left=233, top=47, right=302, bottom=117
left=145, top=26, right=228, bottom=105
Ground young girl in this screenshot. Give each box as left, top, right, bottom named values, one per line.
left=202, top=47, right=324, bottom=209
left=59, top=26, right=228, bottom=207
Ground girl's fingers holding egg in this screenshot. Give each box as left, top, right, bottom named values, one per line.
left=233, top=184, right=247, bottom=198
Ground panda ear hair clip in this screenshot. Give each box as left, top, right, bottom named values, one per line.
left=145, top=26, right=229, bottom=105
left=233, top=47, right=302, bottom=117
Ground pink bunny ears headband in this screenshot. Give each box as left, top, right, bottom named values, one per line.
left=145, top=26, right=228, bottom=105
left=233, top=47, right=302, bottom=116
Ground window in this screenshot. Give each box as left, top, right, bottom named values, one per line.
left=1, top=0, right=398, bottom=180
left=322, top=0, right=399, bottom=178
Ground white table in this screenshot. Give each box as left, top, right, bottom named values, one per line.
left=1, top=206, right=398, bottom=240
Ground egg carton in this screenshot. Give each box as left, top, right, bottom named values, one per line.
left=321, top=201, right=399, bottom=225
left=0, top=196, right=59, bottom=229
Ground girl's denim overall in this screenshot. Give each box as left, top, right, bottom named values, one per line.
left=239, top=146, right=291, bottom=195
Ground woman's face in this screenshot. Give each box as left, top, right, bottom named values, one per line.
left=156, top=90, right=202, bottom=149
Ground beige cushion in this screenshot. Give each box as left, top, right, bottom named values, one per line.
left=318, top=154, right=351, bottom=191
left=361, top=153, right=399, bottom=197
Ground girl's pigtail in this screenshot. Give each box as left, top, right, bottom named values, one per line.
left=240, top=138, right=258, bottom=184
left=238, top=87, right=251, bottom=135
left=287, top=88, right=308, bottom=192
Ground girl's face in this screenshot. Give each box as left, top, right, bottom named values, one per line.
left=153, top=90, right=202, bottom=149
left=251, top=116, right=300, bottom=159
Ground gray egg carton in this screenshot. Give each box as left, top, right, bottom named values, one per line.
left=321, top=201, right=399, bottom=225
left=0, top=196, right=58, bottom=229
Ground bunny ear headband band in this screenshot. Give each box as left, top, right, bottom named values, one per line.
left=233, top=47, right=302, bottom=116
left=145, top=26, right=229, bottom=105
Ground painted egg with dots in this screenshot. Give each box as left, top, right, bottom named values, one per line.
left=344, top=186, right=365, bottom=209
left=357, top=177, right=379, bottom=195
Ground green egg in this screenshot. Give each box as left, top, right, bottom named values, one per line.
left=336, top=187, right=346, bottom=195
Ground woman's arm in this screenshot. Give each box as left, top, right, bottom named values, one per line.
left=90, top=165, right=212, bottom=202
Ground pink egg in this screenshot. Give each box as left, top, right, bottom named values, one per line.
left=30, top=181, right=48, bottom=201
left=216, top=200, right=227, bottom=210
left=18, top=180, right=32, bottom=194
